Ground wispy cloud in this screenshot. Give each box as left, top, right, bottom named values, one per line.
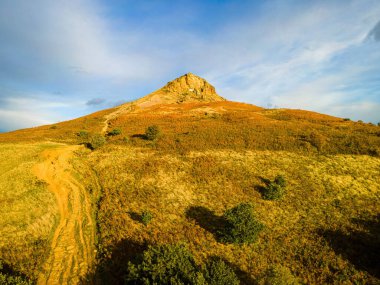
left=0, top=0, right=380, bottom=131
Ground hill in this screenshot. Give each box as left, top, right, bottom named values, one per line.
left=0, top=73, right=379, bottom=284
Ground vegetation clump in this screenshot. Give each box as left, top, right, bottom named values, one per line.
left=262, top=175, right=286, bottom=200
left=108, top=128, right=122, bottom=136
left=259, top=265, right=299, bottom=285
left=204, top=257, right=239, bottom=285
left=87, top=133, right=106, bottom=150
left=141, top=210, right=153, bottom=226
left=77, top=130, right=89, bottom=139
left=145, top=125, right=161, bottom=141
left=125, top=244, right=204, bottom=284
left=125, top=244, right=239, bottom=285
left=219, top=203, right=264, bottom=244
left=0, top=261, right=32, bottom=285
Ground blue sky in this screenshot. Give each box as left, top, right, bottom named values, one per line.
left=0, top=0, right=380, bottom=131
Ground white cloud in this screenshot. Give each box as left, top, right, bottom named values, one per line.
left=1, top=0, right=380, bottom=130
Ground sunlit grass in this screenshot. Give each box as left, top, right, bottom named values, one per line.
left=0, top=143, right=59, bottom=279
left=85, top=145, right=380, bottom=284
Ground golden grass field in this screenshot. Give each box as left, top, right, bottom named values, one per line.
left=0, top=143, right=59, bottom=279
left=0, top=99, right=379, bottom=284
left=78, top=145, right=380, bottom=284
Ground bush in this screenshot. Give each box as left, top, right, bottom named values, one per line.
left=125, top=244, right=239, bottom=285
left=262, top=175, right=286, bottom=200
left=260, top=265, right=299, bottom=285
left=77, top=130, right=89, bottom=143
left=108, top=128, right=122, bottom=136
left=263, top=183, right=284, bottom=200
left=141, top=210, right=153, bottom=226
left=274, top=175, right=286, bottom=187
left=88, top=134, right=106, bottom=150
left=204, top=258, right=239, bottom=285
left=145, top=125, right=161, bottom=141
left=0, top=261, right=32, bottom=285
left=219, top=203, right=264, bottom=244
left=125, top=244, right=205, bottom=284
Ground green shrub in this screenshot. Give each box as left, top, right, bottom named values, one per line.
left=145, top=125, right=161, bottom=141
left=262, top=175, right=286, bottom=200
left=125, top=244, right=239, bottom=285
left=219, top=203, right=264, bottom=244
left=108, top=128, right=122, bottom=136
left=77, top=130, right=89, bottom=139
left=141, top=210, right=153, bottom=226
left=204, top=258, right=239, bottom=285
left=49, top=125, right=57, bottom=129
left=343, top=118, right=351, bottom=121
left=274, top=175, right=286, bottom=187
left=262, top=183, right=284, bottom=200
left=0, top=261, right=32, bottom=285
left=88, top=134, right=106, bottom=150
left=260, top=265, right=299, bottom=285
left=125, top=244, right=205, bottom=284
left=123, top=136, right=130, bottom=143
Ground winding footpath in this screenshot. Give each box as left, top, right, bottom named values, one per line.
left=34, top=145, right=95, bottom=285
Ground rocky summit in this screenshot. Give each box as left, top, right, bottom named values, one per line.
left=135, top=73, right=225, bottom=108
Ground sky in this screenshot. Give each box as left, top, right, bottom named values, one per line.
left=0, top=0, right=380, bottom=132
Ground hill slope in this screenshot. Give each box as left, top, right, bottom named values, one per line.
left=0, top=73, right=379, bottom=157
left=0, top=73, right=379, bottom=284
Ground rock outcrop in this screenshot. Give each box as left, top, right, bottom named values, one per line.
left=134, top=73, right=225, bottom=108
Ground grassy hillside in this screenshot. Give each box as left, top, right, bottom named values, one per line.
left=0, top=143, right=59, bottom=281
left=0, top=100, right=379, bottom=284
left=103, top=102, right=380, bottom=156
left=72, top=144, right=380, bottom=284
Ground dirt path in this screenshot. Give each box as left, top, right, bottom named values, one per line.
left=34, top=145, right=95, bottom=285
left=101, top=103, right=131, bottom=134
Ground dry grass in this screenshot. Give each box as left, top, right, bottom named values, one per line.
left=0, top=143, right=60, bottom=280
left=0, top=100, right=379, bottom=284
left=83, top=145, right=380, bottom=284
left=0, top=108, right=114, bottom=143
left=104, top=102, right=380, bottom=156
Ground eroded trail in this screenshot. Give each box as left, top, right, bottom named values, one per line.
left=34, top=145, right=95, bottom=285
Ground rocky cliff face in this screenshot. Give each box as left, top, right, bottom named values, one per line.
left=161, top=73, right=224, bottom=103
left=134, top=73, right=225, bottom=108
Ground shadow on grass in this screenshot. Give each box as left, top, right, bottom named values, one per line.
left=128, top=211, right=142, bottom=223
left=319, top=215, right=380, bottom=279
left=131, top=134, right=148, bottom=140
left=81, top=238, right=148, bottom=285
left=185, top=206, right=226, bottom=241
left=254, top=176, right=271, bottom=198
left=0, top=260, right=31, bottom=282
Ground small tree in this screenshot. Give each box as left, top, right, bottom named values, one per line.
left=145, top=125, right=161, bottom=141
left=219, top=203, right=264, bottom=244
